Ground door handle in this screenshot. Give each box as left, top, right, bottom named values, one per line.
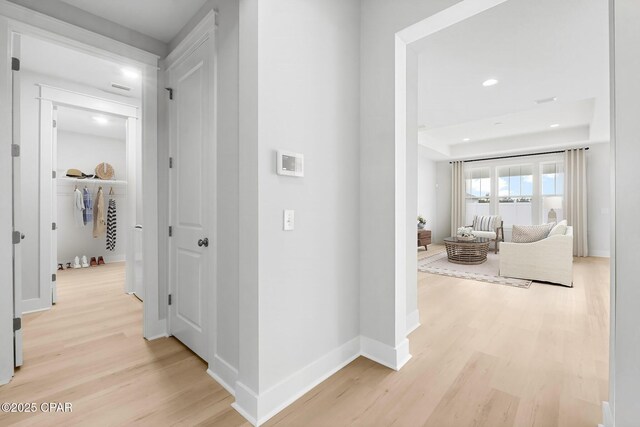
left=198, top=237, right=209, bottom=248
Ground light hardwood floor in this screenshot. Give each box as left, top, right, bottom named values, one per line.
left=0, top=251, right=609, bottom=426
left=0, top=263, right=248, bottom=427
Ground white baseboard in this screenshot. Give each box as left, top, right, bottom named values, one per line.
left=360, top=335, right=411, bottom=371
left=231, top=336, right=411, bottom=426
left=104, top=255, right=126, bottom=263
left=22, top=305, right=51, bottom=315
left=406, top=309, right=420, bottom=334
left=144, top=333, right=168, bottom=341
left=232, top=337, right=360, bottom=426
left=208, top=354, right=238, bottom=396
left=232, top=381, right=259, bottom=426
left=22, top=297, right=50, bottom=314
left=589, top=250, right=611, bottom=258
left=601, top=401, right=613, bottom=427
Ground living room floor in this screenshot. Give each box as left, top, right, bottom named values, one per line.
left=268, top=246, right=609, bottom=426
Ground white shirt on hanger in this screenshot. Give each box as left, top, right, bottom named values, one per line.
left=73, top=188, right=85, bottom=227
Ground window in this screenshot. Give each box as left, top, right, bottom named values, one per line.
left=465, top=167, right=491, bottom=225
left=498, top=165, right=533, bottom=227
left=541, top=162, right=564, bottom=223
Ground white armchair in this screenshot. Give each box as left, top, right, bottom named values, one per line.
left=499, top=226, right=574, bottom=287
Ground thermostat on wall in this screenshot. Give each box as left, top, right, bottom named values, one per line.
left=276, top=150, right=304, bottom=177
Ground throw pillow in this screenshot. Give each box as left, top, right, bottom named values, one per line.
left=549, top=220, right=568, bottom=236
left=511, top=223, right=554, bottom=243
left=473, top=215, right=495, bottom=232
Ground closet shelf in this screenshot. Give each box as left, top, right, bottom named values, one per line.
left=58, top=177, right=128, bottom=186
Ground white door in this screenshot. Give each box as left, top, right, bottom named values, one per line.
left=168, top=38, right=213, bottom=362
left=11, top=33, right=23, bottom=367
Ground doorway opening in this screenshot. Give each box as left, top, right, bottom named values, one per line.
left=11, top=32, right=148, bottom=372
left=399, top=0, right=611, bottom=424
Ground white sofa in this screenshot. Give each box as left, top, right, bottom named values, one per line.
left=499, top=226, right=574, bottom=287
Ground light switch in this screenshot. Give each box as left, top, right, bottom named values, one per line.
left=283, top=210, right=295, bottom=231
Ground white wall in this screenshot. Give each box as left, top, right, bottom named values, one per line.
left=417, top=146, right=438, bottom=237
left=56, top=130, right=128, bottom=265
left=162, top=0, right=241, bottom=387
left=586, top=143, right=610, bottom=257
left=608, top=1, right=640, bottom=425
left=257, top=0, right=360, bottom=404
left=360, top=0, right=459, bottom=357
left=19, top=70, right=139, bottom=312
left=235, top=0, right=361, bottom=422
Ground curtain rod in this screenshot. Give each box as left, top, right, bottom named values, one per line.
left=449, top=147, right=589, bottom=164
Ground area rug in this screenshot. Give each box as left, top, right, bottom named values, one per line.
left=417, top=251, right=532, bottom=289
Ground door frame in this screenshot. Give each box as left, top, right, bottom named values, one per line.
left=0, top=5, right=163, bottom=385
left=163, top=10, right=217, bottom=364
left=38, top=84, right=139, bottom=303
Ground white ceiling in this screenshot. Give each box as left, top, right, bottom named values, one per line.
left=58, top=0, right=207, bottom=43
left=21, top=35, right=142, bottom=100
left=416, top=0, right=609, bottom=157
left=57, top=106, right=126, bottom=140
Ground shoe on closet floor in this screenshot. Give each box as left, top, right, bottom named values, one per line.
left=90, top=257, right=97, bottom=267
left=57, top=263, right=64, bottom=271
left=97, top=256, right=105, bottom=265
left=74, top=256, right=82, bottom=269
left=81, top=256, right=89, bottom=268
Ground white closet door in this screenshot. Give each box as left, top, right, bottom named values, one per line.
left=168, top=37, right=213, bottom=362
left=12, top=33, right=23, bottom=367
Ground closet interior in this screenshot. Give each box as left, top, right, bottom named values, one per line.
left=55, top=108, right=129, bottom=278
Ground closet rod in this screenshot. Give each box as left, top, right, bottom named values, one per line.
left=449, top=147, right=589, bottom=164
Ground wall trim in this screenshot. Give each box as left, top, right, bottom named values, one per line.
left=144, top=333, right=169, bottom=341
left=164, top=10, right=216, bottom=71
left=406, top=309, right=421, bottom=334
left=232, top=381, right=259, bottom=426
left=208, top=354, right=238, bottom=397
left=232, top=337, right=361, bottom=426
left=0, top=0, right=159, bottom=66
left=360, top=335, right=411, bottom=371
left=22, top=298, right=49, bottom=314
left=590, top=250, right=611, bottom=258
left=601, top=401, right=613, bottom=427
left=21, top=304, right=51, bottom=315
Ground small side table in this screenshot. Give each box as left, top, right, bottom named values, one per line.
left=418, top=229, right=432, bottom=251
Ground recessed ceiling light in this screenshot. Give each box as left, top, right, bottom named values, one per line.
left=482, top=78, right=499, bottom=87
left=93, top=116, right=109, bottom=125
left=550, top=123, right=560, bottom=128
left=121, top=67, right=140, bottom=79
left=462, top=138, right=471, bottom=142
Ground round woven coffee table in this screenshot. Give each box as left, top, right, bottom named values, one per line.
left=443, top=236, right=491, bottom=265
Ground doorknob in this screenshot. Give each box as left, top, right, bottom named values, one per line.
left=198, top=237, right=209, bottom=247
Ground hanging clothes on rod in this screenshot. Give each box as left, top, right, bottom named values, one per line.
left=93, top=186, right=106, bottom=238
left=82, top=186, right=93, bottom=226
left=106, top=188, right=117, bottom=251
left=73, top=186, right=85, bottom=227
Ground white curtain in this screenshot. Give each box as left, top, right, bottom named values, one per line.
left=564, top=149, right=588, bottom=256
left=451, top=161, right=465, bottom=236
